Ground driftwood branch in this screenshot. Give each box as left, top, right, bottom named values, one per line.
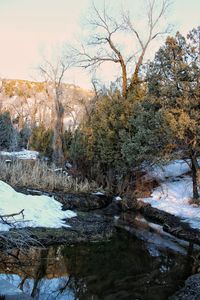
left=0, top=209, right=25, bottom=220
left=0, top=209, right=25, bottom=228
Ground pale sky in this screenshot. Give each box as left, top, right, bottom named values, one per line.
left=0, top=0, right=199, bottom=89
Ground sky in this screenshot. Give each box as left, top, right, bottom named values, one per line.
left=0, top=0, right=199, bottom=89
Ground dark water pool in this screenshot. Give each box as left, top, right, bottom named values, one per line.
left=0, top=227, right=197, bottom=300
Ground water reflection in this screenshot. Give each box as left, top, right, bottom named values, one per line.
left=0, top=229, right=197, bottom=300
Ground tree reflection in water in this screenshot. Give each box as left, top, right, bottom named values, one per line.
left=0, top=246, right=74, bottom=299
left=0, top=229, right=197, bottom=300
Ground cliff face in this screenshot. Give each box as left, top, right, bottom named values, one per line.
left=0, top=79, right=94, bottom=130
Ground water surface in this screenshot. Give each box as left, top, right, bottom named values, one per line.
left=0, top=226, right=195, bottom=300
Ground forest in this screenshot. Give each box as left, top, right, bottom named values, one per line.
left=0, top=2, right=199, bottom=199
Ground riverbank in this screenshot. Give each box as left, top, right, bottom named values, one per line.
left=2, top=182, right=200, bottom=249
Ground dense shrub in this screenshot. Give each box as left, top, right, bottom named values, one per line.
left=0, top=111, right=20, bottom=150
left=29, top=124, right=53, bottom=157
left=62, top=130, right=73, bottom=159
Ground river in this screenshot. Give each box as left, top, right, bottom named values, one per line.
left=0, top=217, right=197, bottom=300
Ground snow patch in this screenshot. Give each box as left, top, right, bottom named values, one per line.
left=142, top=175, right=200, bottom=229
left=114, top=196, right=122, bottom=201
left=0, top=149, right=39, bottom=160
left=92, top=191, right=105, bottom=196
left=0, top=181, right=76, bottom=231
left=140, top=159, right=200, bottom=230
left=147, top=159, right=190, bottom=180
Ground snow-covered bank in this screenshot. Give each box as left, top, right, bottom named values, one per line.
left=0, top=181, right=76, bottom=231
left=146, top=159, right=191, bottom=180
left=0, top=149, right=39, bottom=160
left=142, top=160, right=200, bottom=230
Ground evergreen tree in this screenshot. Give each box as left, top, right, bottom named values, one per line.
left=69, top=129, right=86, bottom=168
left=20, top=125, right=31, bottom=149
left=0, top=112, right=15, bottom=150
left=62, top=130, right=73, bottom=159
left=148, top=29, right=200, bottom=200
left=74, top=87, right=145, bottom=190
left=122, top=28, right=200, bottom=200
left=29, top=124, right=53, bottom=157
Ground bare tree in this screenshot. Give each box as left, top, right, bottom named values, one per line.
left=39, top=57, right=71, bottom=165
left=124, top=0, right=170, bottom=89
left=73, top=0, right=170, bottom=97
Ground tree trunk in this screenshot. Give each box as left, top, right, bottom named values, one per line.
left=128, top=47, right=147, bottom=93
left=107, top=37, right=128, bottom=98
left=120, top=60, right=128, bottom=98
left=190, top=151, right=199, bottom=200
left=30, top=106, right=37, bottom=128
left=52, top=101, right=64, bottom=165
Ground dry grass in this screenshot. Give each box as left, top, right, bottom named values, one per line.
left=188, top=198, right=200, bottom=207
left=0, top=159, right=99, bottom=193
left=134, top=174, right=159, bottom=198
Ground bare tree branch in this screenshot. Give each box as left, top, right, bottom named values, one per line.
left=39, top=55, right=72, bottom=165
left=123, top=0, right=171, bottom=89
left=73, top=0, right=171, bottom=97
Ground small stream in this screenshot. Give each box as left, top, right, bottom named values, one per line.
left=0, top=215, right=198, bottom=300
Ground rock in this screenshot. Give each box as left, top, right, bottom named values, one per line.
left=169, top=273, right=200, bottom=300
left=66, top=212, right=114, bottom=240
left=13, top=187, right=112, bottom=212
left=102, top=201, right=122, bottom=215
left=65, top=161, right=72, bottom=169
left=14, top=187, right=53, bottom=197
left=55, top=193, right=112, bottom=212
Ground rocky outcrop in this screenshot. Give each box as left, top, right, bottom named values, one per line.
left=16, top=187, right=112, bottom=212
left=54, top=192, right=112, bottom=211
left=1, top=212, right=115, bottom=248
left=2, top=187, right=114, bottom=246
left=169, top=273, right=200, bottom=300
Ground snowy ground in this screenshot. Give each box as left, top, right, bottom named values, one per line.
left=0, top=181, right=76, bottom=231
left=146, top=159, right=191, bottom=180
left=0, top=149, right=39, bottom=160
left=142, top=159, right=200, bottom=230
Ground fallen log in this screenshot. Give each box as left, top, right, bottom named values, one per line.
left=119, top=197, right=200, bottom=246
left=139, top=201, right=200, bottom=246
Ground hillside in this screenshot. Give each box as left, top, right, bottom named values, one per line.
left=0, top=79, right=94, bottom=130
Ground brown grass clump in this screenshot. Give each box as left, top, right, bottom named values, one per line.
left=0, top=159, right=99, bottom=193
left=134, top=173, right=159, bottom=198
left=188, top=198, right=200, bottom=207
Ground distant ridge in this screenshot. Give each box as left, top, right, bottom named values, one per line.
left=0, top=78, right=94, bottom=130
